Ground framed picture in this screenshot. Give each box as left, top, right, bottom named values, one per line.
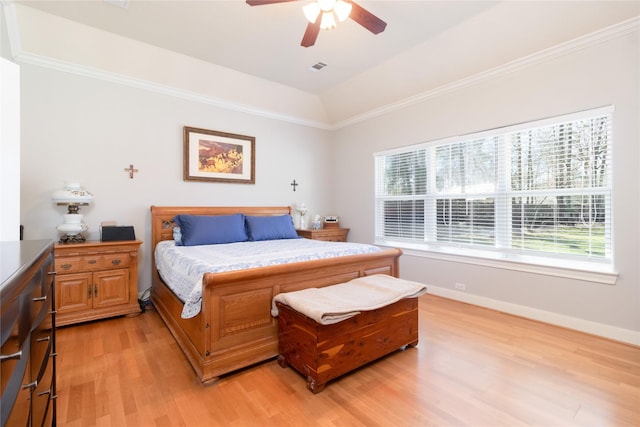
left=183, top=126, right=255, bottom=183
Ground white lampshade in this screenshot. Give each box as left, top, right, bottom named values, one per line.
left=303, top=2, right=320, bottom=23
left=320, top=11, right=336, bottom=30
left=334, top=0, right=352, bottom=21
left=52, top=182, right=94, bottom=205
left=304, top=0, right=350, bottom=27
left=317, top=0, right=335, bottom=12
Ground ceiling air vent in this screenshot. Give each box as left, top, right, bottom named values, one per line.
left=309, top=62, right=328, bottom=72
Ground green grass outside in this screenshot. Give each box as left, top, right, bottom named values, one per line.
left=436, top=224, right=606, bottom=257
left=512, top=225, right=606, bottom=256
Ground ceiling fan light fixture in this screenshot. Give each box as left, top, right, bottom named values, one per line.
left=247, top=0, right=386, bottom=48
left=320, top=11, right=336, bottom=30
left=303, top=0, right=350, bottom=29
left=334, top=0, right=352, bottom=21
left=317, top=0, right=336, bottom=12
left=303, top=2, right=320, bottom=23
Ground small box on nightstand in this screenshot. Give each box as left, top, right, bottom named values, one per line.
left=324, top=216, right=339, bottom=229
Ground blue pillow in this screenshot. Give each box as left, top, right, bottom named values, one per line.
left=245, top=215, right=299, bottom=241
left=173, top=214, right=248, bottom=246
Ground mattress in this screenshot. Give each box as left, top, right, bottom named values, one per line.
left=155, top=239, right=382, bottom=318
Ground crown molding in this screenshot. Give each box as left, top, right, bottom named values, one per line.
left=3, top=1, right=638, bottom=131
left=12, top=51, right=333, bottom=130
left=332, top=16, right=640, bottom=130
left=2, top=2, right=331, bottom=130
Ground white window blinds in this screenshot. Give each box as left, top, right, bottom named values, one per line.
left=374, top=106, right=613, bottom=268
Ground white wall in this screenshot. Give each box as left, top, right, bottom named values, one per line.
left=332, top=31, right=640, bottom=343
left=19, top=64, right=332, bottom=291
left=0, top=56, right=21, bottom=242
left=1, top=7, right=21, bottom=242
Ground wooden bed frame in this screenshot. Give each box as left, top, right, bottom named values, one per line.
left=150, top=206, right=403, bottom=384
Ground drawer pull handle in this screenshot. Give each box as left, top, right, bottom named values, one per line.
left=88, top=285, right=93, bottom=298
left=94, top=285, right=98, bottom=297
left=0, top=350, right=22, bottom=361
left=88, top=259, right=97, bottom=265
left=33, top=296, right=47, bottom=302
left=37, top=389, right=51, bottom=397
left=48, top=271, right=57, bottom=276
left=112, top=259, right=122, bottom=266
left=36, top=336, right=51, bottom=343
left=60, top=264, right=72, bottom=270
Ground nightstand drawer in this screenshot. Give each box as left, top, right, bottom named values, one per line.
left=55, top=257, right=82, bottom=274
left=56, top=253, right=131, bottom=273
left=102, top=253, right=130, bottom=269
left=80, top=256, right=103, bottom=270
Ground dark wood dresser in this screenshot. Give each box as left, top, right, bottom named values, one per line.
left=1, top=240, right=56, bottom=426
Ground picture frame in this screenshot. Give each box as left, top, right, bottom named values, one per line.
left=183, top=126, right=255, bottom=184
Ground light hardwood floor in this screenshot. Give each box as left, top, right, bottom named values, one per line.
left=55, top=295, right=640, bottom=426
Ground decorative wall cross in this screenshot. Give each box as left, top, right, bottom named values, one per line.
left=124, top=164, right=139, bottom=179
left=290, top=179, right=298, bottom=191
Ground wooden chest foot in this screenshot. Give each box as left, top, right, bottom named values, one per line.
left=277, top=355, right=288, bottom=368
left=307, top=376, right=325, bottom=394
left=201, top=376, right=220, bottom=386
left=401, top=339, right=419, bottom=350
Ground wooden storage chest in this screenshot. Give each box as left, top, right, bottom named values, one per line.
left=276, top=297, right=419, bottom=393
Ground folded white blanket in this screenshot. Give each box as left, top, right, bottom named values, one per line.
left=271, top=274, right=427, bottom=325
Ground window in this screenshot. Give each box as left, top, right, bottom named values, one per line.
left=374, top=106, right=613, bottom=273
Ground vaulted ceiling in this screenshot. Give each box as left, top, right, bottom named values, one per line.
left=6, top=1, right=640, bottom=126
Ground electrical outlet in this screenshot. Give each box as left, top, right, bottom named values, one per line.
left=455, top=282, right=466, bottom=291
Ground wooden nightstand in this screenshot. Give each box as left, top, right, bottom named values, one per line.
left=297, top=228, right=350, bottom=242
left=54, top=240, right=142, bottom=326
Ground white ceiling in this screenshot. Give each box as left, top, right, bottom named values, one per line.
left=10, top=1, right=640, bottom=125
left=17, top=0, right=498, bottom=94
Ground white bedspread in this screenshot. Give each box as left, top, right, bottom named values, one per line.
left=155, top=239, right=382, bottom=319
left=271, top=274, right=427, bottom=325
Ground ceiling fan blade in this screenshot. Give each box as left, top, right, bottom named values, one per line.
left=246, top=0, right=299, bottom=5
left=349, top=1, right=387, bottom=35
left=301, top=19, right=321, bottom=47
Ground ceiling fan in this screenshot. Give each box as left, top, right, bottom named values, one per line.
left=246, top=0, right=387, bottom=47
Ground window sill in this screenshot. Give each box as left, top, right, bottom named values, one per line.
left=376, top=241, right=618, bottom=285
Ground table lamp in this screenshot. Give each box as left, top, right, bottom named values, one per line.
left=52, top=182, right=93, bottom=243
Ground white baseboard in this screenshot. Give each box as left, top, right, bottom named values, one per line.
left=426, top=285, right=640, bottom=346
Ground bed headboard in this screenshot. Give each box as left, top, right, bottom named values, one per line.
left=150, top=205, right=293, bottom=250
